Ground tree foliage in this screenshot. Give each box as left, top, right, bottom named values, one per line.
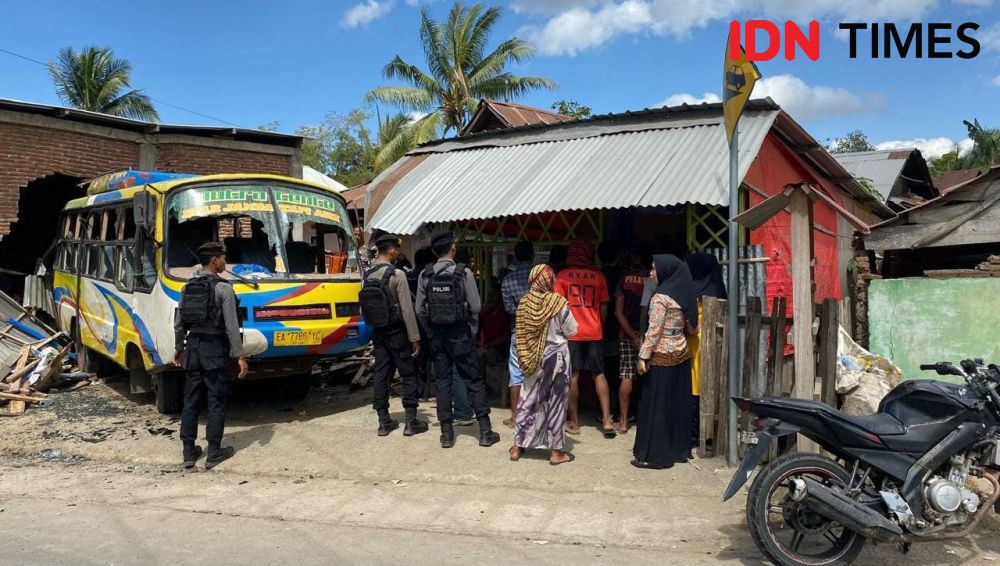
left=927, top=119, right=1000, bottom=175
left=366, top=2, right=556, bottom=168
left=551, top=99, right=592, bottom=120
left=297, top=110, right=415, bottom=187
left=48, top=46, right=159, bottom=121
left=828, top=130, right=875, bottom=153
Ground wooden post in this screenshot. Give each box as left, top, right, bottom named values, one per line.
left=790, top=188, right=819, bottom=453
left=766, top=297, right=786, bottom=462
left=818, top=299, right=840, bottom=407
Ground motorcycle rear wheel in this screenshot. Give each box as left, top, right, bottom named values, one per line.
left=747, top=452, right=868, bottom=566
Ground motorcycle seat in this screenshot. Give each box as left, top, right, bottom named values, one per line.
left=841, top=413, right=906, bottom=436
left=761, top=398, right=907, bottom=435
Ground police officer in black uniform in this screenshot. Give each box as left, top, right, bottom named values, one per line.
left=174, top=242, right=248, bottom=470
left=416, top=230, right=500, bottom=449
left=363, top=233, right=429, bottom=436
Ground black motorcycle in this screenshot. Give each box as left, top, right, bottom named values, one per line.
left=723, top=359, right=1000, bottom=566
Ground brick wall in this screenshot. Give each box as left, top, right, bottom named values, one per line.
left=155, top=143, right=289, bottom=176
left=0, top=117, right=296, bottom=238
left=0, top=122, right=138, bottom=233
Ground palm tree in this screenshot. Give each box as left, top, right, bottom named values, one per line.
left=366, top=2, right=556, bottom=167
left=48, top=46, right=159, bottom=122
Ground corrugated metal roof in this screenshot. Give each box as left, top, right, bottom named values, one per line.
left=462, top=99, right=574, bottom=135
left=369, top=109, right=777, bottom=234
left=833, top=149, right=911, bottom=201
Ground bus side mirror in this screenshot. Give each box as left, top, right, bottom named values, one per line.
left=134, top=192, right=156, bottom=231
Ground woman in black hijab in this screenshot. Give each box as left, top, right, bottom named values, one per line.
left=685, top=252, right=727, bottom=453
left=632, top=255, right=697, bottom=469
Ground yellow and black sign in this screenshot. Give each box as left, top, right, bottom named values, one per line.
left=723, top=34, right=762, bottom=144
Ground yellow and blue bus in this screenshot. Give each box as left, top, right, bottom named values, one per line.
left=52, top=171, right=371, bottom=412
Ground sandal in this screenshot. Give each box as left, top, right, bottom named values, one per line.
left=550, top=453, right=575, bottom=466
left=615, top=424, right=629, bottom=435
left=565, top=424, right=581, bottom=436
left=503, top=418, right=515, bottom=429
left=631, top=459, right=652, bottom=469
left=509, top=446, right=522, bottom=462
left=601, top=425, right=617, bottom=439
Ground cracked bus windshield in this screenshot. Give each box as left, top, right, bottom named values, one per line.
left=166, top=184, right=360, bottom=280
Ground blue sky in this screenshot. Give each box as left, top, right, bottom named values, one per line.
left=1, top=0, right=998, bottom=158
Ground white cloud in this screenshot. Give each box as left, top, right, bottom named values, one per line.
left=657, top=92, right=721, bottom=107
left=407, top=111, right=428, bottom=122
left=523, top=1, right=653, bottom=56
left=875, top=137, right=975, bottom=160
left=954, top=0, right=995, bottom=5
left=343, top=0, right=394, bottom=29
left=522, top=0, right=946, bottom=56
left=752, top=74, right=882, bottom=120
left=983, top=23, right=1000, bottom=52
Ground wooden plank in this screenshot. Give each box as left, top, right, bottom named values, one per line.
left=716, top=299, right=730, bottom=460
left=767, top=296, right=787, bottom=463
left=910, top=187, right=1000, bottom=248
left=817, top=299, right=840, bottom=408
left=790, top=189, right=819, bottom=454
left=7, top=400, right=25, bottom=416
left=3, top=359, right=39, bottom=384
left=766, top=297, right=787, bottom=398
left=739, top=297, right=762, bottom=459
left=698, top=297, right=724, bottom=457
left=0, top=391, right=46, bottom=403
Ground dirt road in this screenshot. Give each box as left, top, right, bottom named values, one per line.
left=2, top=378, right=999, bottom=565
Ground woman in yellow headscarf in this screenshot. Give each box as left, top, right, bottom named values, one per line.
left=510, top=265, right=578, bottom=465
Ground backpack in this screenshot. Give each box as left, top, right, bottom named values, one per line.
left=359, top=266, right=401, bottom=329
left=425, top=263, right=468, bottom=325
left=179, top=275, right=223, bottom=329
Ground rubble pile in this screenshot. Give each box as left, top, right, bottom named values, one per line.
left=0, top=290, right=94, bottom=417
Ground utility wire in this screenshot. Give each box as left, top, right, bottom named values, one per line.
left=0, top=46, right=245, bottom=128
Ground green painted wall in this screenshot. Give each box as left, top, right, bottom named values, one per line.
left=869, top=278, right=1000, bottom=382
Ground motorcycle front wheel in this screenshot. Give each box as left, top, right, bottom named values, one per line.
left=746, top=452, right=868, bottom=566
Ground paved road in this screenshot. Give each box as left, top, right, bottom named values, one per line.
left=2, top=382, right=1000, bottom=564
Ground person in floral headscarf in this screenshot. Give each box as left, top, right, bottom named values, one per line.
left=509, top=265, right=578, bottom=465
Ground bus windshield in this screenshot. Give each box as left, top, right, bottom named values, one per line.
left=166, top=183, right=360, bottom=280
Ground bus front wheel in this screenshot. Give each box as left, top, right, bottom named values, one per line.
left=154, top=371, right=184, bottom=414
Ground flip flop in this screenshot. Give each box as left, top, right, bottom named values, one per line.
left=503, top=418, right=515, bottom=429
left=565, top=426, right=581, bottom=436
left=615, top=424, right=629, bottom=435
left=550, top=453, right=575, bottom=466
left=602, top=426, right=617, bottom=439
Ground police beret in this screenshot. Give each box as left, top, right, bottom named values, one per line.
left=197, top=241, right=226, bottom=257
left=430, top=229, right=455, bottom=248
left=374, top=233, right=401, bottom=248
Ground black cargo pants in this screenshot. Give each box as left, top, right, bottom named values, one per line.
left=430, top=322, right=490, bottom=425
left=179, top=334, right=233, bottom=449
left=371, top=325, right=420, bottom=411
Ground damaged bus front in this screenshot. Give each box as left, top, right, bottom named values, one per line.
left=53, top=172, right=371, bottom=413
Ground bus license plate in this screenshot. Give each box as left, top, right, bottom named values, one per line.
left=274, top=330, right=324, bottom=346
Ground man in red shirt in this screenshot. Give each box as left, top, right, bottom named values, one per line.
left=555, top=239, right=612, bottom=436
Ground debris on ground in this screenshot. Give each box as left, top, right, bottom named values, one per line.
left=1, top=289, right=93, bottom=417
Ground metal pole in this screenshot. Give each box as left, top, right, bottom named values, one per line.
left=726, top=126, right=740, bottom=467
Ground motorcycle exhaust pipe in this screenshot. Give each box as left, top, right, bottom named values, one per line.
left=791, top=477, right=903, bottom=543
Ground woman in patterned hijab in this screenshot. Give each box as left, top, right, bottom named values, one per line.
left=511, top=265, right=578, bottom=465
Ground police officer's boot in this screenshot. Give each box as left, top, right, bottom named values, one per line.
left=205, top=443, right=235, bottom=470
left=377, top=409, right=399, bottom=436
left=403, top=407, right=428, bottom=436
left=440, top=422, right=455, bottom=448
left=182, top=442, right=203, bottom=470
left=478, top=416, right=501, bottom=447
